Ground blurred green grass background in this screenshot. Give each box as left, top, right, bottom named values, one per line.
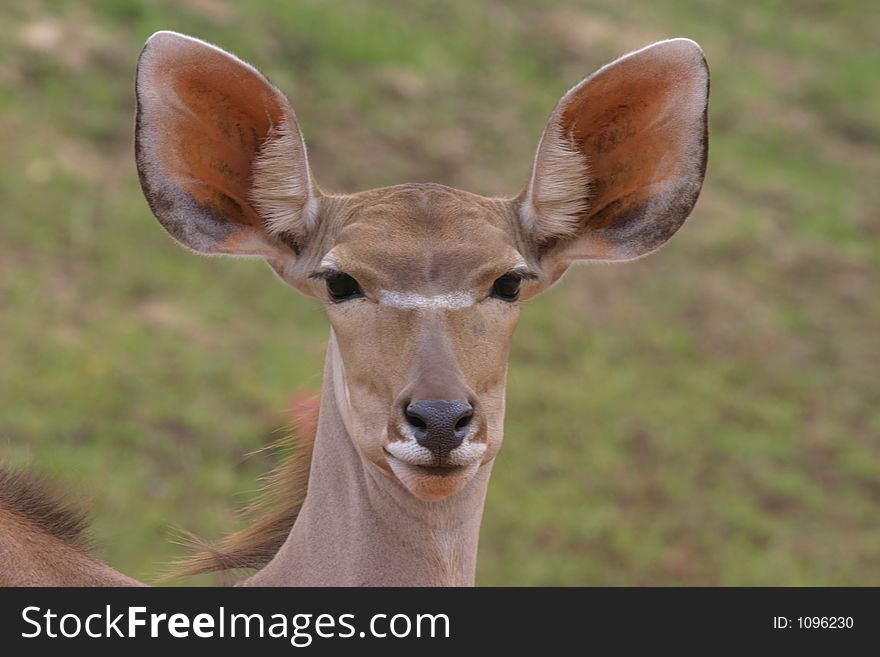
left=1, top=0, right=878, bottom=585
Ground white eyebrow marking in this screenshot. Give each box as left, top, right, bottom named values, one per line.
left=379, top=290, right=475, bottom=310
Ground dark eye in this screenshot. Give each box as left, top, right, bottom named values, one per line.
left=491, top=274, right=521, bottom=302
left=326, top=273, right=364, bottom=302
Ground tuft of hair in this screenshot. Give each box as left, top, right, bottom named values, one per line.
left=519, top=119, right=591, bottom=244
left=0, top=466, right=93, bottom=551
left=250, top=119, right=319, bottom=245
left=162, top=393, right=319, bottom=580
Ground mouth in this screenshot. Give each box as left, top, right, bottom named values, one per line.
left=386, top=456, right=468, bottom=476
left=383, top=450, right=482, bottom=501
left=412, top=463, right=465, bottom=474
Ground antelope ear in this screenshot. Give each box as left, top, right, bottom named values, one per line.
left=135, top=31, right=319, bottom=261
left=518, top=38, right=709, bottom=271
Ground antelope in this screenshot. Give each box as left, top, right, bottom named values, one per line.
left=0, top=31, right=708, bottom=586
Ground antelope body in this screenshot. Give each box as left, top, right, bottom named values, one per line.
left=0, top=31, right=709, bottom=586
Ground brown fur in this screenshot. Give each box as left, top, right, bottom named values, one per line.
left=0, top=466, right=142, bottom=586
left=0, top=466, right=92, bottom=550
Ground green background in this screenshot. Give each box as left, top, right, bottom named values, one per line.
left=1, top=0, right=878, bottom=584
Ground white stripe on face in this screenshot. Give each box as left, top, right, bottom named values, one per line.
left=379, top=290, right=476, bottom=310
left=319, top=254, right=338, bottom=269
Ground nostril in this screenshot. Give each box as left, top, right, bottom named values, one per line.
left=405, top=409, right=427, bottom=431
left=454, top=411, right=473, bottom=431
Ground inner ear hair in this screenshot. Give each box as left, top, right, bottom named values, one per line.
left=518, top=38, right=709, bottom=263
left=251, top=117, right=320, bottom=246
left=135, top=31, right=320, bottom=259
left=519, top=120, right=591, bottom=245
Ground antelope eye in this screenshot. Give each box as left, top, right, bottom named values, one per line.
left=491, top=274, right=521, bottom=302
left=326, top=273, right=364, bottom=302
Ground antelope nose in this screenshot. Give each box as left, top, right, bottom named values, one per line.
left=405, top=400, right=473, bottom=457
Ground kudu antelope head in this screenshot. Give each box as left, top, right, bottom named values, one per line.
left=135, top=32, right=707, bottom=512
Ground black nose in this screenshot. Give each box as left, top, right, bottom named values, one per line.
left=405, top=400, right=473, bottom=458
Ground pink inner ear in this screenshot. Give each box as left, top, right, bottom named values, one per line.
left=144, top=40, right=286, bottom=230
left=562, top=52, right=702, bottom=234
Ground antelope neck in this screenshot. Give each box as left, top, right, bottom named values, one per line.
left=243, top=333, right=493, bottom=586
